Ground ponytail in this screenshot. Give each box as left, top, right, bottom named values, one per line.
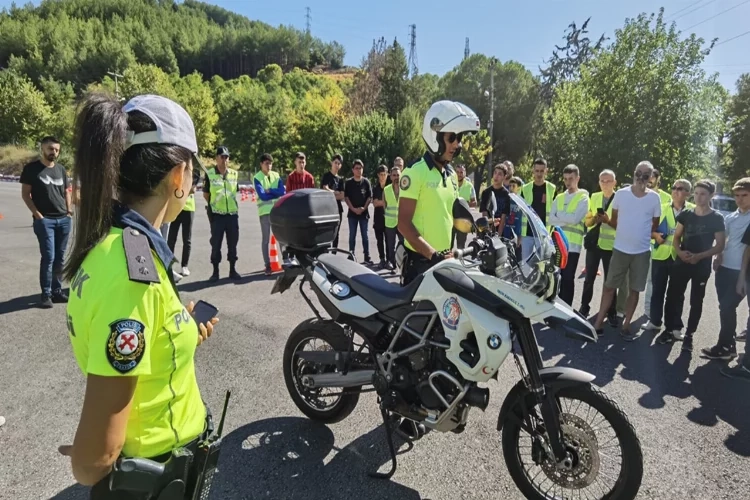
left=63, top=92, right=127, bottom=282
left=63, top=92, right=194, bottom=282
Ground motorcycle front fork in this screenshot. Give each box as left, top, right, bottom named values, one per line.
left=514, top=320, right=567, bottom=462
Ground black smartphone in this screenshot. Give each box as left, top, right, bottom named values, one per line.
left=596, top=208, right=605, bottom=215
left=193, top=300, right=219, bottom=326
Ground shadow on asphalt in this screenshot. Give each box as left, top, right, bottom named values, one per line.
left=177, top=272, right=276, bottom=293
left=214, top=416, right=425, bottom=500
left=0, top=290, right=70, bottom=315
left=536, top=316, right=750, bottom=457
left=49, top=417, right=426, bottom=500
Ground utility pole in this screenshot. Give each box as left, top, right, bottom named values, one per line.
left=305, top=7, right=311, bottom=35
left=464, top=38, right=470, bottom=60
left=107, top=71, right=124, bottom=99
left=484, top=58, right=496, bottom=187
left=408, top=24, right=418, bottom=77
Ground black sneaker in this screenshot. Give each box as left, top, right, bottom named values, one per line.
left=736, top=330, right=747, bottom=343
left=656, top=330, right=674, bottom=345
left=363, top=257, right=374, bottom=266
left=229, top=268, right=242, bottom=280
left=621, top=329, right=640, bottom=342
left=39, top=294, right=53, bottom=309
left=51, top=290, right=69, bottom=303
left=682, top=334, right=694, bottom=352
left=700, top=345, right=737, bottom=360
left=579, top=305, right=590, bottom=317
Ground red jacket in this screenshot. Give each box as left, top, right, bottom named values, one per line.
left=286, top=170, right=315, bottom=192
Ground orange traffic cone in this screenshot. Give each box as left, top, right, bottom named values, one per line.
left=269, top=234, right=282, bottom=272
left=241, top=189, right=248, bottom=202
left=251, top=190, right=256, bottom=202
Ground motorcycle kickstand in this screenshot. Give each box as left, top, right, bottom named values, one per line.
left=369, top=406, right=398, bottom=480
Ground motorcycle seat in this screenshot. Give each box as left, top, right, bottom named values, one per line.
left=318, top=253, right=423, bottom=311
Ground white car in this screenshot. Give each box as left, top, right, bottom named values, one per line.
left=711, top=194, right=737, bottom=217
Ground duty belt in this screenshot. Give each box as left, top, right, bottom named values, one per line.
left=108, top=392, right=231, bottom=500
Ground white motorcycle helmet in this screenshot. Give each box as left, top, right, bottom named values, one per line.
left=422, top=100, right=481, bottom=157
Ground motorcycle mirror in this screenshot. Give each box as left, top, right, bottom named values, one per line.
left=452, top=197, right=475, bottom=234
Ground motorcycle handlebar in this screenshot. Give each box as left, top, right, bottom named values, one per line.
left=453, top=241, right=481, bottom=260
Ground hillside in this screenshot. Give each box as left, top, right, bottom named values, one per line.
left=0, top=0, right=345, bottom=88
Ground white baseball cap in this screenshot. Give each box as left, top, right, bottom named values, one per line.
left=122, top=94, right=207, bottom=175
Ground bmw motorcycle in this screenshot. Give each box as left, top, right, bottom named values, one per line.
left=271, top=191, right=644, bottom=499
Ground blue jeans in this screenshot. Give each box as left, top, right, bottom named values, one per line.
left=348, top=216, right=370, bottom=260
left=715, top=266, right=749, bottom=350
left=32, top=216, right=72, bottom=296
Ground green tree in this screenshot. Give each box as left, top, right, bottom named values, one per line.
left=393, top=105, right=424, bottom=164
left=337, top=111, right=396, bottom=178
left=0, top=69, right=52, bottom=145
left=378, top=39, right=409, bottom=118
left=459, top=129, right=492, bottom=176
left=173, top=72, right=219, bottom=155
left=539, top=8, right=724, bottom=187
left=726, top=73, right=750, bottom=183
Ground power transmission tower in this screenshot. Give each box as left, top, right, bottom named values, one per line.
left=305, top=7, right=311, bottom=35
left=464, top=38, right=470, bottom=60
left=107, top=71, right=124, bottom=99
left=408, top=24, right=418, bottom=77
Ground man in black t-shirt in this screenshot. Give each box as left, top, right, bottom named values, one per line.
left=344, top=159, right=374, bottom=265
left=479, top=164, right=512, bottom=236
left=20, top=136, right=72, bottom=308
left=320, top=154, right=345, bottom=251
left=371, top=165, right=389, bottom=267
left=662, top=180, right=726, bottom=350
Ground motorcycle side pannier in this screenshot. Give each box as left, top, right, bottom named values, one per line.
left=270, top=188, right=340, bottom=253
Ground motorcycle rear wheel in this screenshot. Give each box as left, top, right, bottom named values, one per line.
left=283, top=319, right=361, bottom=424
left=501, top=384, right=643, bottom=500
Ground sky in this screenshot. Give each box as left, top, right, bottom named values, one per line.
left=3, top=0, right=748, bottom=91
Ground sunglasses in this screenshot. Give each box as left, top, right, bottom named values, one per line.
left=672, top=186, right=688, bottom=192
left=445, top=132, right=465, bottom=144
left=635, top=171, right=651, bottom=180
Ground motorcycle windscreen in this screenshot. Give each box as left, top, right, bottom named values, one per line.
left=508, top=193, right=555, bottom=267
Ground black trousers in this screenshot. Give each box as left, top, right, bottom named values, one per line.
left=385, top=227, right=403, bottom=266
left=332, top=212, right=343, bottom=250
left=664, top=262, right=711, bottom=333
left=559, top=252, right=581, bottom=306
left=649, top=257, right=674, bottom=327
left=210, top=214, right=239, bottom=265
left=402, top=249, right=437, bottom=286
left=167, top=210, right=194, bottom=267
left=374, top=224, right=386, bottom=261
left=580, top=246, right=616, bottom=318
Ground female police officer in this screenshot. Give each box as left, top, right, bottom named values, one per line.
left=57, top=92, right=218, bottom=497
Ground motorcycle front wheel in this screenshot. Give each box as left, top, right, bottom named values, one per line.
left=501, top=384, right=643, bottom=500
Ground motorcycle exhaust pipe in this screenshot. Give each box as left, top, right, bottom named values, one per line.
left=464, top=386, right=490, bottom=411
left=301, top=370, right=374, bottom=388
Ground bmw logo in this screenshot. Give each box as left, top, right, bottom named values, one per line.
left=487, top=334, right=501, bottom=350
left=330, top=282, right=351, bottom=298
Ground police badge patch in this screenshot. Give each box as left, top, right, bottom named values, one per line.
left=400, top=175, right=411, bottom=190
left=106, top=319, right=146, bottom=374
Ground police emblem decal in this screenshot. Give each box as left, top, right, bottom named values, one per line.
left=106, top=319, right=146, bottom=374
left=441, top=297, right=461, bottom=330
left=487, top=334, right=502, bottom=350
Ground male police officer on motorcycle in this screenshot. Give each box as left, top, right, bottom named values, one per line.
left=398, top=100, right=480, bottom=286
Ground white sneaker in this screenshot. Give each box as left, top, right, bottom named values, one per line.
left=642, top=321, right=660, bottom=331
left=173, top=270, right=183, bottom=283
left=671, top=330, right=685, bottom=340
left=181, top=266, right=190, bottom=277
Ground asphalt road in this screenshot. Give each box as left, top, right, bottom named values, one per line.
left=0, top=181, right=747, bottom=500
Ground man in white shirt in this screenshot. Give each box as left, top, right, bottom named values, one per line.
left=704, top=177, right=750, bottom=361
left=592, top=161, right=662, bottom=340
left=549, top=165, right=589, bottom=306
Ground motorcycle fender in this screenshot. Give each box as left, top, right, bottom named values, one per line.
left=496, top=367, right=595, bottom=431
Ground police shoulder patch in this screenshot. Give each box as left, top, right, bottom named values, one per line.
left=400, top=175, right=411, bottom=190
left=106, top=319, right=146, bottom=374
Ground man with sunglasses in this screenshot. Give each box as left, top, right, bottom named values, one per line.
left=204, top=145, right=241, bottom=282
left=398, top=100, right=480, bottom=286
left=642, top=179, right=695, bottom=339
left=658, top=180, right=725, bottom=350
left=592, top=161, right=662, bottom=339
